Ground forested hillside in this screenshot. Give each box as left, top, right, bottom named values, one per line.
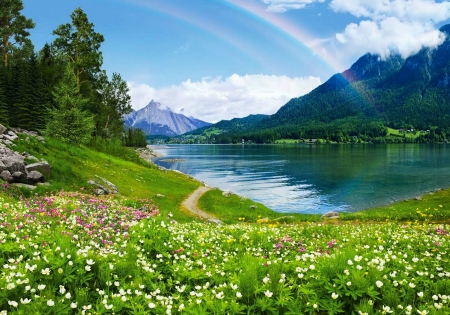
left=0, top=1, right=146, bottom=147
left=206, top=24, right=450, bottom=144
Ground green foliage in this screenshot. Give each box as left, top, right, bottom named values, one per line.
left=95, top=71, right=132, bottom=139
left=0, top=0, right=35, bottom=66
left=44, top=65, right=94, bottom=145
left=52, top=7, right=104, bottom=92
left=123, top=127, right=147, bottom=147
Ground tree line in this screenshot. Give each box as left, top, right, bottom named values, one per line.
left=0, top=1, right=145, bottom=147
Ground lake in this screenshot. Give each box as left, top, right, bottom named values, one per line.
left=151, top=144, right=450, bottom=214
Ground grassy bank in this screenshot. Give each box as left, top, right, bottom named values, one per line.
left=1, top=134, right=450, bottom=314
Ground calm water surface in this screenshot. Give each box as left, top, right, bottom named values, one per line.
left=151, top=144, right=450, bottom=214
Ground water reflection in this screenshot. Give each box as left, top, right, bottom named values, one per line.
left=152, top=144, right=450, bottom=214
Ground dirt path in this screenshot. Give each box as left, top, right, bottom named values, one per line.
left=182, top=186, right=214, bottom=219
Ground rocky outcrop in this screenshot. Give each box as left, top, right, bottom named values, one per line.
left=87, top=176, right=119, bottom=195
left=0, top=124, right=51, bottom=187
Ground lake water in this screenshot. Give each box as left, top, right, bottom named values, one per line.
left=151, top=144, right=450, bottom=214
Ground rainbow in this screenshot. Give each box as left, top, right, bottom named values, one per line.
left=222, top=0, right=344, bottom=72
left=126, top=0, right=345, bottom=76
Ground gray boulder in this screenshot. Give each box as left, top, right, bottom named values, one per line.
left=0, top=170, right=13, bottom=182
left=321, top=211, right=340, bottom=220
left=2, top=157, right=26, bottom=174
left=11, top=171, right=26, bottom=182
left=26, top=161, right=51, bottom=179
left=0, top=124, right=6, bottom=135
left=27, top=171, right=44, bottom=184
left=87, top=176, right=119, bottom=195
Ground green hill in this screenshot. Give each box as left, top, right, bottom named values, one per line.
left=212, top=24, right=450, bottom=144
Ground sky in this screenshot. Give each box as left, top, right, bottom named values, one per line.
left=22, top=0, right=450, bottom=123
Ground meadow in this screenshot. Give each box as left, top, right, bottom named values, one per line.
left=0, top=134, right=449, bottom=314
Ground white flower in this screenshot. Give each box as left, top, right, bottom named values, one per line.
left=8, top=300, right=18, bottom=307
left=432, top=295, right=438, bottom=301
left=263, top=276, right=270, bottom=284
left=382, top=305, right=393, bottom=313
left=417, top=310, right=429, bottom=315
left=148, top=302, right=156, bottom=309
left=409, top=282, right=416, bottom=288
left=70, top=302, right=77, bottom=308
left=86, top=259, right=95, bottom=265
left=417, top=292, right=424, bottom=298
left=264, top=290, right=273, bottom=298
left=65, top=292, right=71, bottom=299
left=309, top=264, right=315, bottom=270
left=85, top=265, right=91, bottom=271
left=47, top=299, right=55, bottom=306
left=236, top=292, right=242, bottom=298
left=347, top=281, right=352, bottom=286
left=331, top=292, right=338, bottom=299
left=354, top=255, right=362, bottom=262
left=38, top=284, right=46, bottom=290
left=59, top=285, right=66, bottom=294
left=20, top=298, right=31, bottom=304
left=41, top=268, right=51, bottom=275
left=376, top=280, right=383, bottom=288
left=347, top=260, right=353, bottom=265
left=178, top=304, right=185, bottom=311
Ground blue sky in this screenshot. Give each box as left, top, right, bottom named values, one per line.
left=22, top=0, right=450, bottom=122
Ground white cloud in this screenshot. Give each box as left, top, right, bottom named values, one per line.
left=127, top=74, right=321, bottom=123
left=261, top=0, right=325, bottom=13
left=330, top=0, right=450, bottom=59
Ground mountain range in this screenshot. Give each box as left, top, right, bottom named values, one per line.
left=188, top=24, right=450, bottom=143
left=124, top=100, right=211, bottom=137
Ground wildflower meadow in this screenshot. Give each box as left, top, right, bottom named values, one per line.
left=0, top=190, right=449, bottom=314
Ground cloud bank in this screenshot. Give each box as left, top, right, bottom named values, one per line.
left=331, top=0, right=450, bottom=59
left=127, top=74, right=321, bottom=123
left=261, top=0, right=450, bottom=61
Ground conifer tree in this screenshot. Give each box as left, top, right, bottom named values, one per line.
left=0, top=0, right=35, bottom=66
left=45, top=65, right=94, bottom=145
left=96, top=71, right=132, bottom=139
left=52, top=8, right=104, bottom=92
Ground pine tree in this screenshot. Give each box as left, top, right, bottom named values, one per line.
left=52, top=8, right=104, bottom=92
left=0, top=0, right=35, bottom=66
left=96, top=71, right=132, bottom=139
left=44, top=65, right=94, bottom=145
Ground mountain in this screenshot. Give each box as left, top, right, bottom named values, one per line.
left=184, top=114, right=269, bottom=136
left=215, top=24, right=450, bottom=143
left=124, top=100, right=211, bottom=136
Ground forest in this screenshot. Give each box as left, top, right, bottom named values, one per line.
left=0, top=1, right=146, bottom=147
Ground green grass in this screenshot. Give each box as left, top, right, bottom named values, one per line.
left=198, top=189, right=321, bottom=224
left=341, top=188, right=450, bottom=222
left=387, top=127, right=420, bottom=139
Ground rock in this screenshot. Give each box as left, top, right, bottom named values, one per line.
left=250, top=205, right=257, bottom=209
left=2, top=156, right=26, bottom=174
left=26, top=161, right=51, bottom=179
left=321, top=211, right=340, bottom=220
left=156, top=194, right=165, bottom=198
left=27, top=171, right=44, bottom=184
left=10, top=183, right=37, bottom=190
left=11, top=171, right=26, bottom=182
left=3, top=134, right=18, bottom=141
left=26, top=155, right=39, bottom=162
left=207, top=218, right=224, bottom=225
left=87, top=176, right=119, bottom=195
left=37, top=182, right=51, bottom=186
left=0, top=124, right=6, bottom=134
left=36, top=136, right=45, bottom=142
left=4, top=140, right=12, bottom=146
left=222, top=191, right=232, bottom=197
left=0, top=170, right=13, bottom=182
left=95, top=175, right=119, bottom=194
left=414, top=196, right=422, bottom=201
